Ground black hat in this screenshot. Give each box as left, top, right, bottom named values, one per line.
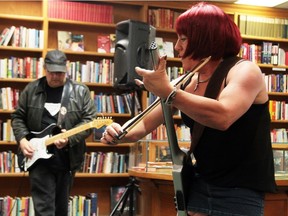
left=44, top=50, right=67, bottom=73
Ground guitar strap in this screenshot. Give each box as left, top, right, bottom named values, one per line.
left=187, top=56, right=243, bottom=156
left=57, top=79, right=73, bottom=128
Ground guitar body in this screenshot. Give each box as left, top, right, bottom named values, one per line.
left=18, top=123, right=59, bottom=171
left=24, top=135, right=54, bottom=171
left=172, top=155, right=195, bottom=216
left=17, top=118, right=113, bottom=172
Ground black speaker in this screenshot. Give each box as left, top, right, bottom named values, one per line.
left=113, top=19, right=156, bottom=89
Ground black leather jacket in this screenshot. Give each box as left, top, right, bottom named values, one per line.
left=11, top=77, right=97, bottom=172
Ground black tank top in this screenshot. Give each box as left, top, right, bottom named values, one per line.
left=181, top=102, right=277, bottom=192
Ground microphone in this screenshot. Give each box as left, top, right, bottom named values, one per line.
left=149, top=41, right=160, bottom=70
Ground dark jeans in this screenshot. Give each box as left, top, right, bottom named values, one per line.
left=187, top=176, right=265, bottom=216
left=29, top=163, right=74, bottom=216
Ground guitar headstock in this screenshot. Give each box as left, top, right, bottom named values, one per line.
left=91, top=117, right=113, bottom=129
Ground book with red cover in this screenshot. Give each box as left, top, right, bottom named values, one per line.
left=97, top=35, right=110, bottom=53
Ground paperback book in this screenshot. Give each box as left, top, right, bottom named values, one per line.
left=97, top=35, right=110, bottom=53
left=58, top=31, right=84, bottom=52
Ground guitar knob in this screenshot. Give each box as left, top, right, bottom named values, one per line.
left=174, top=196, right=178, bottom=211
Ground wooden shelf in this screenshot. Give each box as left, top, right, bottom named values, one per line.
left=75, top=173, right=129, bottom=178
left=0, top=14, right=43, bottom=22
left=242, top=34, right=288, bottom=43
left=0, top=109, right=132, bottom=118
left=86, top=142, right=134, bottom=147
left=48, top=49, right=114, bottom=57
left=129, top=169, right=288, bottom=186
left=272, top=144, right=288, bottom=150
left=258, top=64, right=288, bottom=69
left=0, top=78, right=36, bottom=83
left=0, top=46, right=43, bottom=52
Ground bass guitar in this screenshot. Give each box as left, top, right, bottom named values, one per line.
left=18, top=117, right=113, bottom=171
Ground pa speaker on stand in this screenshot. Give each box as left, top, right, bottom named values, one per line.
left=113, top=19, right=156, bottom=90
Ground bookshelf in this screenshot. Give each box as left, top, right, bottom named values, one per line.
left=0, top=0, right=287, bottom=215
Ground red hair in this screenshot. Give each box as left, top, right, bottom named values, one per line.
left=175, top=2, right=242, bottom=60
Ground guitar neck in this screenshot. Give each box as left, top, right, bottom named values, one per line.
left=161, top=101, right=186, bottom=165
left=45, top=122, right=93, bottom=146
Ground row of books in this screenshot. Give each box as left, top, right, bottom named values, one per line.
left=0, top=196, right=34, bottom=216
left=273, top=150, right=288, bottom=173
left=80, top=151, right=129, bottom=174
left=0, top=149, right=129, bottom=175
left=0, top=151, right=18, bottom=174
left=0, top=57, right=44, bottom=79
left=0, top=87, right=142, bottom=116
left=0, top=26, right=44, bottom=48
left=271, top=128, right=288, bottom=143
left=264, top=74, right=288, bottom=93
left=0, top=88, right=20, bottom=111
left=68, top=193, right=98, bottom=216
left=0, top=56, right=114, bottom=84
left=48, top=0, right=113, bottom=24
left=67, top=59, right=113, bottom=84
left=148, top=8, right=182, bottom=29
left=91, top=92, right=141, bottom=115
left=144, top=124, right=288, bottom=144
left=0, top=193, right=98, bottom=216
left=0, top=119, right=15, bottom=142
left=239, top=42, right=288, bottom=65
left=269, top=100, right=288, bottom=121
left=238, top=14, right=288, bottom=39
left=145, top=123, right=191, bottom=141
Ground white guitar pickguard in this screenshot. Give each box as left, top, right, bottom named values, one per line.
left=24, top=135, right=53, bottom=171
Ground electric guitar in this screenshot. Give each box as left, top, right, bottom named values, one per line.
left=161, top=101, right=194, bottom=216
left=18, top=117, right=113, bottom=171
